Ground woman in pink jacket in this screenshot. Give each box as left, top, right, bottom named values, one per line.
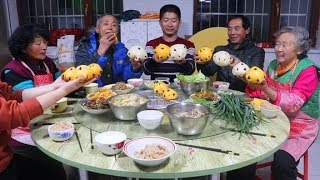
left=246, top=26, right=319, bottom=180
left=0, top=76, right=92, bottom=179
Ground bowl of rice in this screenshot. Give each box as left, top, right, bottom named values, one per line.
left=48, top=122, right=74, bottom=141
left=123, top=136, right=176, bottom=167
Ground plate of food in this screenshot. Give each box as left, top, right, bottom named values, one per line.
left=189, top=89, right=221, bottom=105
left=103, top=82, right=134, bottom=94
left=81, top=100, right=110, bottom=114
left=86, top=88, right=116, bottom=102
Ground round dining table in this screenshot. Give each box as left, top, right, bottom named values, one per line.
left=30, top=87, right=290, bottom=179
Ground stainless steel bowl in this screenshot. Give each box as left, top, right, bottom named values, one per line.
left=179, top=77, right=210, bottom=95
left=108, top=94, right=149, bottom=120
left=166, top=102, right=211, bottom=135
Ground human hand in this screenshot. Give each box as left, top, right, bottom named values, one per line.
left=228, top=55, right=241, bottom=68
left=152, top=54, right=163, bottom=63
left=174, top=59, right=186, bottom=65
left=59, top=77, right=97, bottom=94
left=131, top=60, right=143, bottom=72
left=97, top=31, right=117, bottom=55
left=194, top=54, right=208, bottom=65
left=247, top=79, right=267, bottom=90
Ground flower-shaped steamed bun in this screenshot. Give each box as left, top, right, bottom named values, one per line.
left=212, top=51, right=233, bottom=66
left=170, top=44, right=187, bottom=61
left=127, top=45, right=148, bottom=61
left=232, top=62, right=249, bottom=76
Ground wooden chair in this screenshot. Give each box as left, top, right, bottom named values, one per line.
left=256, top=149, right=309, bottom=180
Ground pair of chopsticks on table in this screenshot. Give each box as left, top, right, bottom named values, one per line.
left=73, top=126, right=94, bottom=153
left=33, top=122, right=80, bottom=126
left=220, top=127, right=276, bottom=138
left=176, top=142, right=240, bottom=156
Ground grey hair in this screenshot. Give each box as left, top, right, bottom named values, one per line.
left=274, top=26, right=312, bottom=54
left=95, top=14, right=119, bottom=27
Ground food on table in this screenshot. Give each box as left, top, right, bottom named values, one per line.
left=62, top=63, right=102, bottom=81
left=49, top=122, right=73, bottom=131
left=191, top=89, right=219, bottom=101
left=250, top=98, right=268, bottom=111
left=134, top=144, right=168, bottom=159
left=111, top=82, right=129, bottom=90
left=245, top=66, right=266, bottom=84
left=197, top=46, right=213, bottom=62
left=154, top=43, right=170, bottom=61
left=162, top=88, right=178, bottom=100
left=110, top=94, right=148, bottom=107
left=212, top=51, right=233, bottom=66
left=176, top=71, right=207, bottom=82
left=127, top=45, right=148, bottom=61
left=153, top=81, right=169, bottom=94
left=174, top=109, right=207, bottom=118
left=87, top=88, right=116, bottom=102
left=170, top=44, right=187, bottom=61
left=82, top=100, right=109, bottom=110
left=232, top=62, right=249, bottom=76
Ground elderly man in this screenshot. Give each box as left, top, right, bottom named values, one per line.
left=197, top=15, right=265, bottom=92
left=76, top=14, right=143, bottom=86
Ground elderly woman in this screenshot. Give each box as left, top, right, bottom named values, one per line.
left=1, top=23, right=60, bottom=89
left=246, top=26, right=319, bottom=179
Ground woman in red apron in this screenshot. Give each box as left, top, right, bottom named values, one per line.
left=246, top=26, right=319, bottom=180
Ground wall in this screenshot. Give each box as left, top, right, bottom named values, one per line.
left=123, top=0, right=194, bottom=37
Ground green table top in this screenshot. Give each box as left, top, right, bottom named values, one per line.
left=30, top=89, right=290, bottom=179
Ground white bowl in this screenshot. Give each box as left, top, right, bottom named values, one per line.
left=50, top=97, right=68, bottom=113
left=48, top=122, right=74, bottom=141
left=81, top=102, right=110, bottom=114
left=83, top=83, right=99, bottom=94
left=212, top=81, right=230, bottom=92
left=95, top=131, right=127, bottom=155
left=123, top=136, right=176, bottom=167
left=103, top=84, right=134, bottom=94
left=137, top=110, right=164, bottom=130
left=127, top=78, right=144, bottom=87
left=260, top=102, right=281, bottom=118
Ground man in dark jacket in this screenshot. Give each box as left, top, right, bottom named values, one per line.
left=198, top=15, right=265, bottom=92
left=75, top=14, right=143, bottom=86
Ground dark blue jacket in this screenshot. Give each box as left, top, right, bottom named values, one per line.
left=75, top=32, right=142, bottom=86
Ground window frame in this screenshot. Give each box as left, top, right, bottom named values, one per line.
left=193, top=0, right=320, bottom=47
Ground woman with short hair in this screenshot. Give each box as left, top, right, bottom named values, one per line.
left=246, top=26, right=319, bottom=179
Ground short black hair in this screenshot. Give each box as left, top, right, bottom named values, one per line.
left=8, top=23, right=49, bottom=60
left=228, top=15, right=251, bottom=30
left=160, top=4, right=181, bottom=20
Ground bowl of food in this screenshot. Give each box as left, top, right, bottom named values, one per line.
left=144, top=80, right=170, bottom=89
left=137, top=110, right=164, bottom=130
left=108, top=93, right=149, bottom=120
left=81, top=100, right=110, bottom=114
left=127, top=78, right=144, bottom=87
left=212, top=81, right=230, bottom=92
left=260, top=102, right=281, bottom=118
left=103, top=82, right=134, bottom=95
left=166, top=102, right=211, bottom=135
left=50, top=97, right=68, bottom=113
left=95, top=131, right=127, bottom=155
left=48, top=122, right=74, bottom=141
left=179, top=77, right=210, bottom=96
left=83, top=83, right=98, bottom=94
left=123, top=136, right=176, bottom=167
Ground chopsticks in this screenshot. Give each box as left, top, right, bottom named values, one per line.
left=90, top=126, right=94, bottom=149
left=220, top=127, right=276, bottom=138
left=33, top=122, right=80, bottom=126
left=176, top=142, right=240, bottom=156
left=74, top=128, right=83, bottom=153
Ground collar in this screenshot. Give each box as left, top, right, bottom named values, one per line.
left=227, top=37, right=253, bottom=50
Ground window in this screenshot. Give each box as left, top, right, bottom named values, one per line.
left=195, top=0, right=319, bottom=47
left=16, top=0, right=123, bottom=30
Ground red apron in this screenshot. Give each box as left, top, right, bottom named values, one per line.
left=21, top=61, right=54, bottom=86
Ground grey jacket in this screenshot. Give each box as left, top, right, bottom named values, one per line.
left=200, top=38, right=265, bottom=92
